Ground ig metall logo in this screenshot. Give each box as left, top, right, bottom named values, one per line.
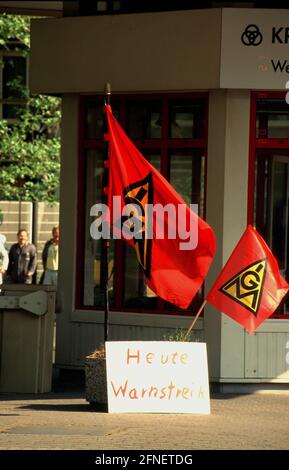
left=241, top=24, right=263, bottom=46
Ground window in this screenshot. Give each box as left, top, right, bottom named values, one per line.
left=256, top=98, right=289, bottom=139
left=0, top=41, right=28, bottom=121
left=77, top=93, right=208, bottom=315
left=249, top=91, right=289, bottom=317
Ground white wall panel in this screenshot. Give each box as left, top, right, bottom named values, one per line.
left=246, top=331, right=289, bottom=379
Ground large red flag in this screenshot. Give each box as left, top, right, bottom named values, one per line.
left=207, top=225, right=289, bottom=333
left=105, top=104, right=216, bottom=309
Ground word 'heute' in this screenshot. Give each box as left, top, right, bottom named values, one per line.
left=126, top=348, right=188, bottom=366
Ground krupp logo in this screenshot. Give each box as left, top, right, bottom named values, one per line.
left=241, top=24, right=263, bottom=46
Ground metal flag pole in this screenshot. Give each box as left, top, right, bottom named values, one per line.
left=102, top=82, right=111, bottom=342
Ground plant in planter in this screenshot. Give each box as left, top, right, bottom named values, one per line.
left=85, top=329, right=199, bottom=407
left=163, top=328, right=193, bottom=342
left=163, top=326, right=202, bottom=343
left=85, top=345, right=108, bottom=406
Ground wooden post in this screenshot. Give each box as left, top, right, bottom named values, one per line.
left=183, top=299, right=207, bottom=341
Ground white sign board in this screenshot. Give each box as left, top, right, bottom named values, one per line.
left=221, top=8, right=289, bottom=89
left=105, top=341, right=210, bottom=414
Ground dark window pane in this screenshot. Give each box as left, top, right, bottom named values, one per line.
left=143, top=151, right=161, bottom=172
left=85, top=101, right=120, bottom=139
left=2, top=55, right=27, bottom=119
left=123, top=244, right=158, bottom=310
left=170, top=153, right=193, bottom=204
left=256, top=98, right=289, bottom=139
left=126, top=100, right=161, bottom=139
left=3, top=56, right=26, bottom=98
left=271, top=160, right=287, bottom=271
left=169, top=99, right=206, bottom=139
left=97, top=1, right=107, bottom=11
left=85, top=103, right=104, bottom=139
left=254, top=157, right=270, bottom=239
left=2, top=103, right=26, bottom=119
left=169, top=150, right=205, bottom=216
left=83, top=149, right=115, bottom=307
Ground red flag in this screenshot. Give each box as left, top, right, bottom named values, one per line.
left=207, top=225, right=289, bottom=333
left=105, top=104, right=216, bottom=309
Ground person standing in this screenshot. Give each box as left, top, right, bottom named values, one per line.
left=42, top=225, right=59, bottom=286
left=7, top=229, right=37, bottom=284
left=0, top=232, right=9, bottom=286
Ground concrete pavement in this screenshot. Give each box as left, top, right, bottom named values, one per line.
left=0, top=375, right=288, bottom=450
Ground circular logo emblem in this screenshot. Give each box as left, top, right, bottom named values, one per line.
left=241, top=24, right=263, bottom=46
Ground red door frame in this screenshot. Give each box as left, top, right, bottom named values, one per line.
left=247, top=90, right=289, bottom=319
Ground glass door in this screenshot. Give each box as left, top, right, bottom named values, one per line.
left=268, top=156, right=289, bottom=279
left=254, top=151, right=289, bottom=314
left=250, top=92, right=289, bottom=316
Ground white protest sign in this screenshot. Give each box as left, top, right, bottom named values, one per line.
left=105, top=341, right=210, bottom=414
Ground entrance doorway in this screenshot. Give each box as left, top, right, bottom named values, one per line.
left=250, top=91, right=289, bottom=316
left=255, top=152, right=289, bottom=277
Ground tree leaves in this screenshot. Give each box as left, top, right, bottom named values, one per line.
left=0, top=14, right=30, bottom=48
left=0, top=14, right=61, bottom=203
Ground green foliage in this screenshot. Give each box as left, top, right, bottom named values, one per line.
left=0, top=14, right=61, bottom=203
left=0, top=14, right=30, bottom=48
left=163, top=329, right=193, bottom=342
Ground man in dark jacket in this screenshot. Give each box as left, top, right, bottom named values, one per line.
left=7, top=229, right=37, bottom=284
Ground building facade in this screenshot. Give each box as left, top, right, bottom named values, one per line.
left=28, top=6, right=289, bottom=390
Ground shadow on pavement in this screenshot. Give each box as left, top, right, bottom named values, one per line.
left=0, top=368, right=109, bottom=412
left=1, top=369, right=253, bottom=405
left=210, top=393, right=251, bottom=400
left=18, top=402, right=108, bottom=413
left=0, top=369, right=86, bottom=402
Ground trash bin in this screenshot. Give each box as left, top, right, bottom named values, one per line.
left=0, top=284, right=56, bottom=393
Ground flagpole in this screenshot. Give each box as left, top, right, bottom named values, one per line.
left=103, top=82, right=111, bottom=342
left=183, top=299, right=207, bottom=341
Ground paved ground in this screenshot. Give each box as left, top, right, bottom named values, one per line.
left=0, top=371, right=288, bottom=450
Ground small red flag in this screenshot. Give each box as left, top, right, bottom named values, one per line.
left=105, top=105, right=216, bottom=309
left=207, top=225, right=289, bottom=333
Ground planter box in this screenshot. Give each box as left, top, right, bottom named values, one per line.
left=85, top=356, right=107, bottom=405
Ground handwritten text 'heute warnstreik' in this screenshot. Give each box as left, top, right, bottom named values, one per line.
left=109, top=348, right=205, bottom=401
